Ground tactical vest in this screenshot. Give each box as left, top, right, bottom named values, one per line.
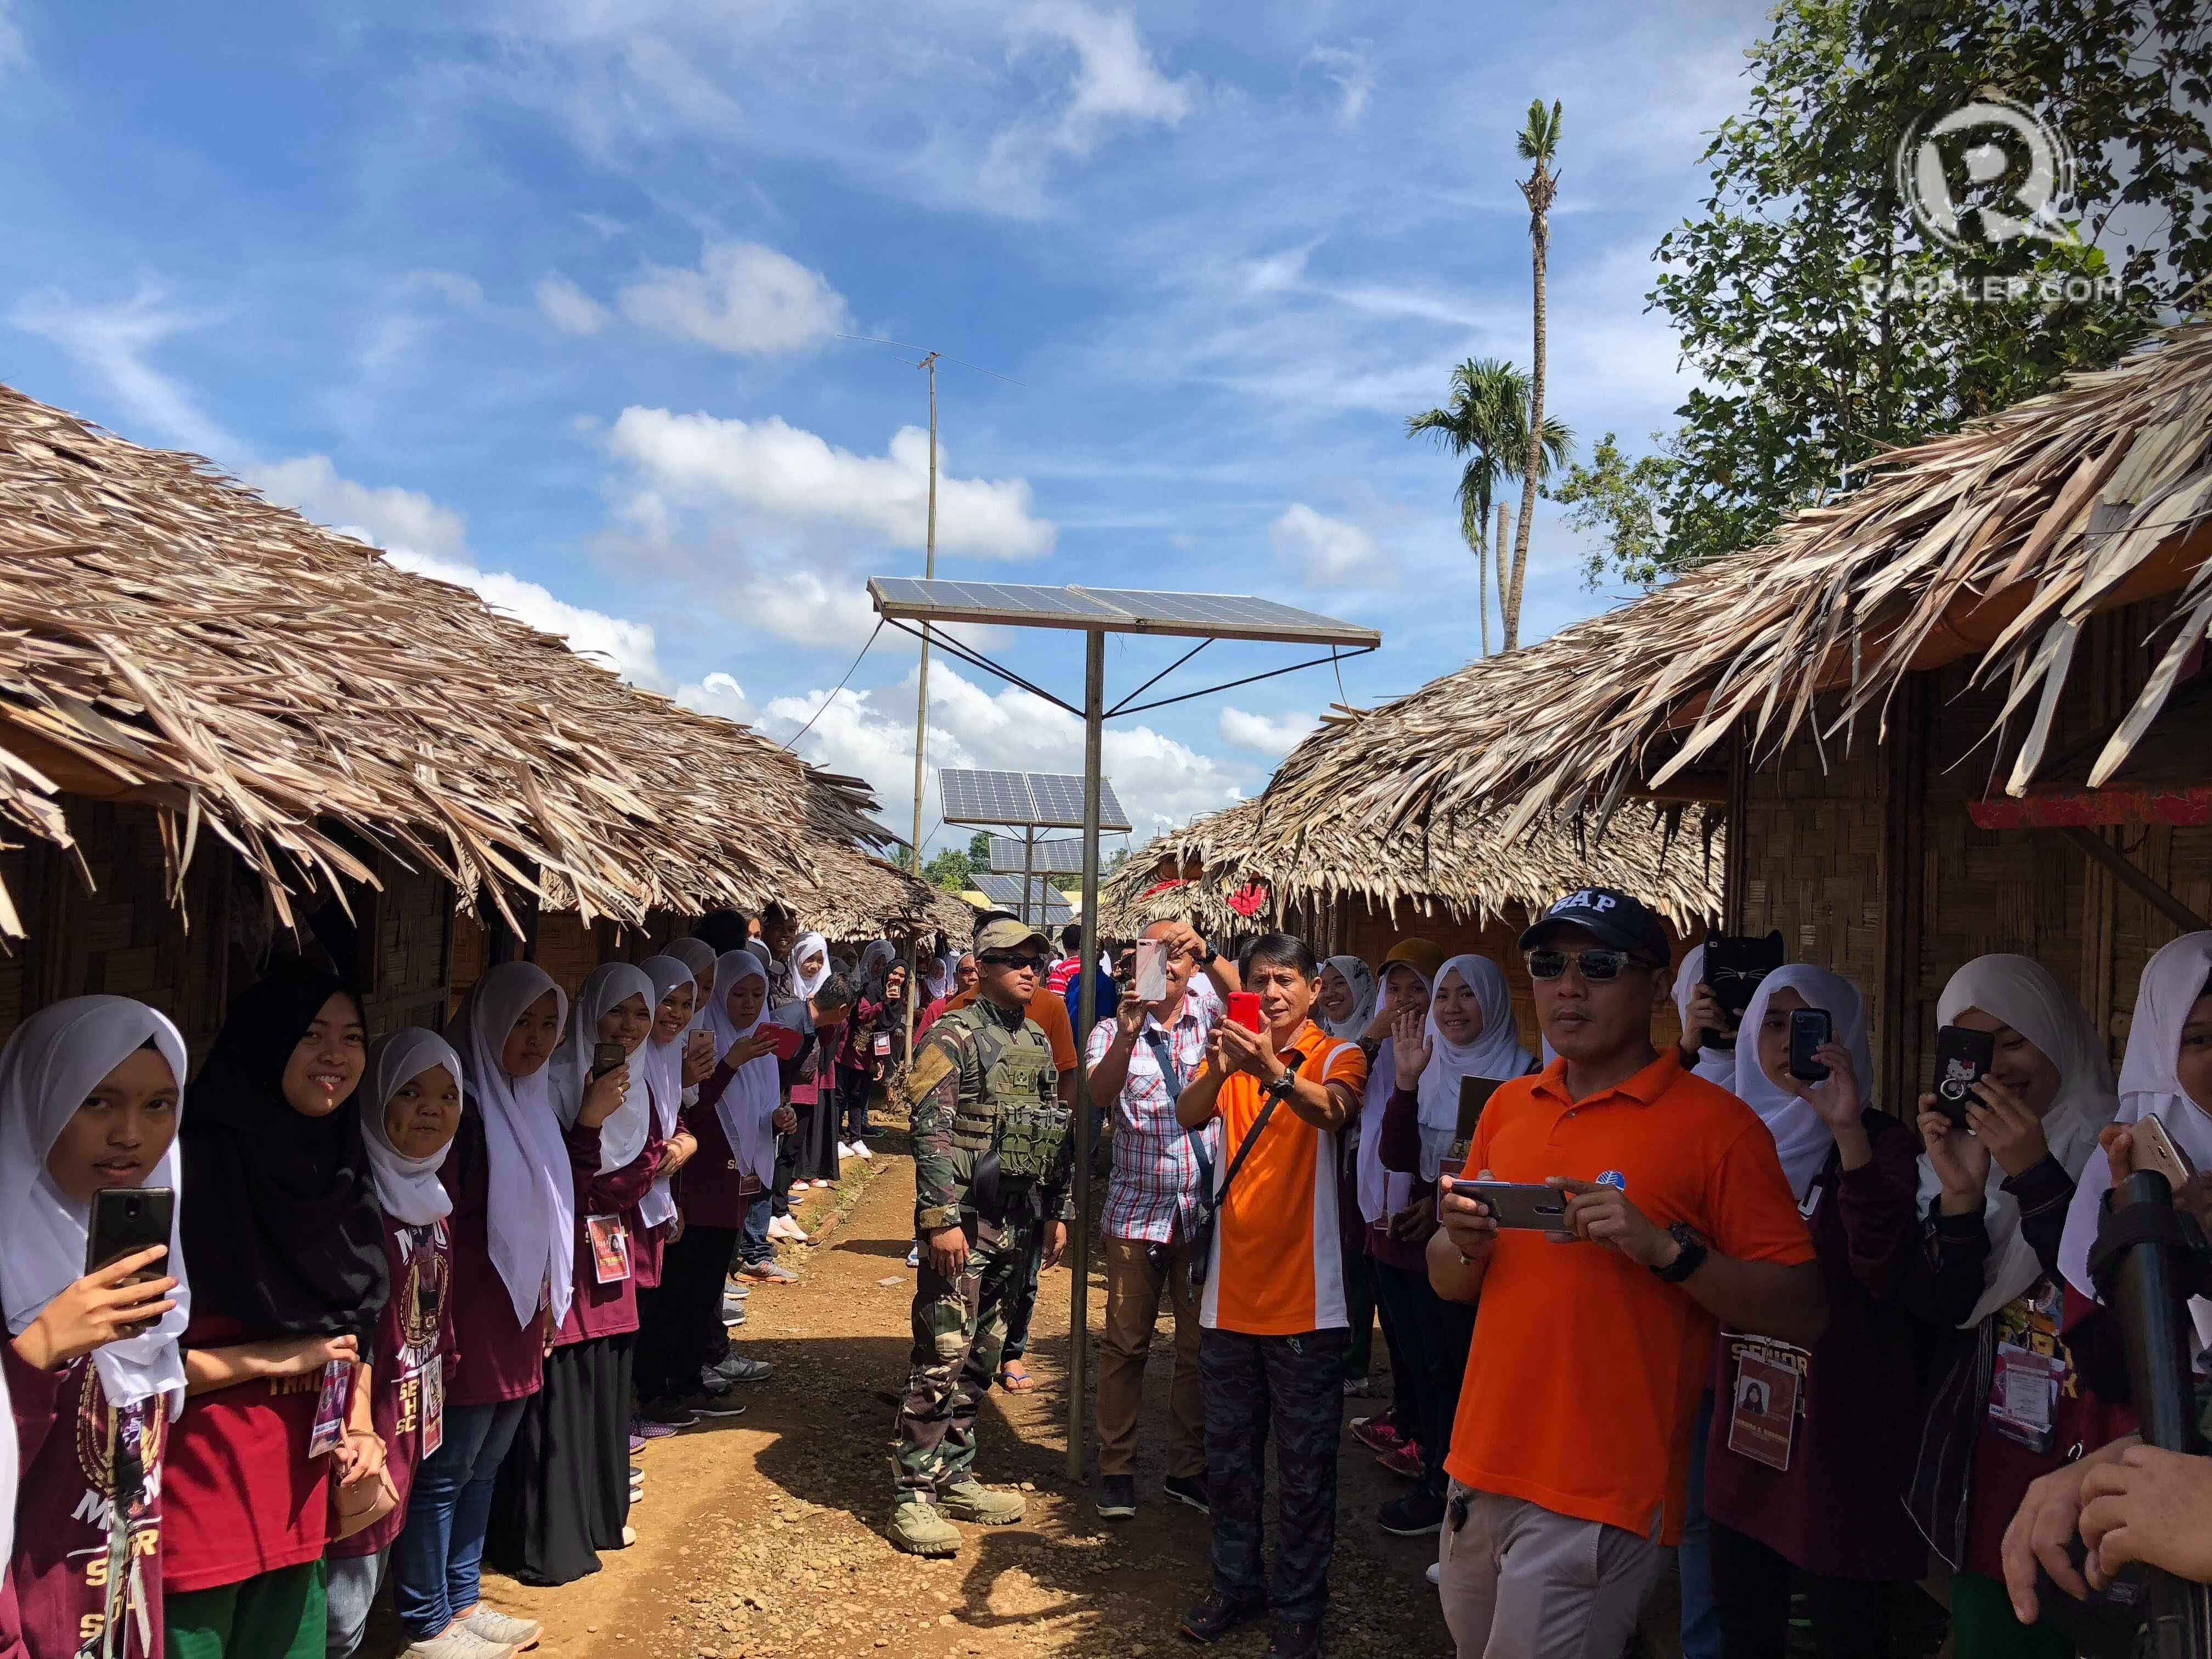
left=940, top=1000, right=1067, bottom=1187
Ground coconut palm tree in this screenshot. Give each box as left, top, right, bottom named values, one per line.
left=1506, top=97, right=1564, bottom=652
left=1406, top=357, right=1570, bottom=657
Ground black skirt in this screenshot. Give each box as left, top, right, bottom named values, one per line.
left=484, top=1333, right=634, bottom=1585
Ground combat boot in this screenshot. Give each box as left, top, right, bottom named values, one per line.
left=888, top=1497, right=961, bottom=1556
left=940, top=1477, right=1025, bottom=1525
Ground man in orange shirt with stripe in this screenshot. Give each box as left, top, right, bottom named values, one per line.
left=1428, top=888, right=1828, bottom=1659
left=1171, top=933, right=1369, bottom=1659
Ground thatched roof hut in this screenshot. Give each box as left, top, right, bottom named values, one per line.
left=0, top=382, right=884, bottom=939
left=1261, top=323, right=2212, bottom=845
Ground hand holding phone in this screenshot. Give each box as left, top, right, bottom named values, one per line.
left=591, top=1040, right=628, bottom=1080
left=1134, top=939, right=1169, bottom=1003
left=1931, top=1025, right=1995, bottom=1128
left=1704, top=931, right=1786, bottom=1018
left=1227, top=991, right=1263, bottom=1032
left=19, top=1232, right=176, bottom=1369
left=1787, top=1008, right=1833, bottom=1082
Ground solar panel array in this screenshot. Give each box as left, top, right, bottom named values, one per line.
left=971, top=872, right=1073, bottom=923
left=870, top=578, right=1380, bottom=647
left=940, top=768, right=1131, bottom=831
left=988, top=834, right=1086, bottom=873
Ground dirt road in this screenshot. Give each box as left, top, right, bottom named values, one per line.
left=413, top=1111, right=1455, bottom=1659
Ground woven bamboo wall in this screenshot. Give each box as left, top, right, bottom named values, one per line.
left=533, top=909, right=620, bottom=1004
left=356, top=857, right=455, bottom=1040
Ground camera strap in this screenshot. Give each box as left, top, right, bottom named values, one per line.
left=1141, top=1024, right=1216, bottom=1198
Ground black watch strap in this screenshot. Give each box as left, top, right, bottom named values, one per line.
left=1197, top=944, right=1217, bottom=967
left=1652, top=1222, right=1708, bottom=1284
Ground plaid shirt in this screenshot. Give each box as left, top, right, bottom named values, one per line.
left=1092, top=978, right=1223, bottom=1244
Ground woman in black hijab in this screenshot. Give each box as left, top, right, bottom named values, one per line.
left=162, top=961, right=394, bottom=1658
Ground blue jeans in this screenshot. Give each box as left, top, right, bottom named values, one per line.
left=740, top=1191, right=774, bottom=1265
left=1679, top=1390, right=1722, bottom=1659
left=324, top=1547, right=387, bottom=1658
left=390, top=1396, right=528, bottom=1640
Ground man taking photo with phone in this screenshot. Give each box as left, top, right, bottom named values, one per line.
left=1428, top=888, right=1827, bottom=1659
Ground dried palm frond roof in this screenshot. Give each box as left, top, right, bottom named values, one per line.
left=783, top=844, right=977, bottom=946
left=1103, top=794, right=1722, bottom=935
left=0, top=382, right=884, bottom=937
left=1263, top=323, right=2212, bottom=845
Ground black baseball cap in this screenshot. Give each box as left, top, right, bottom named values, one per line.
left=1518, top=887, right=1672, bottom=962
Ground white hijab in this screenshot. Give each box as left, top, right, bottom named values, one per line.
left=702, top=951, right=779, bottom=1185
left=1734, top=963, right=1877, bottom=1200
left=666, top=938, right=718, bottom=1019
left=550, top=962, right=657, bottom=1176
left=1320, top=956, right=1378, bottom=1042
left=0, top=996, right=191, bottom=1415
left=1673, top=943, right=1741, bottom=1087
left=1359, top=962, right=1431, bottom=1224
left=455, top=962, right=575, bottom=1327
left=1415, top=955, right=1533, bottom=1182
left=922, top=950, right=954, bottom=1001
left=2059, top=932, right=2212, bottom=1347
left=789, top=932, right=832, bottom=1001
left=636, top=956, right=699, bottom=1229
left=1915, top=956, right=2116, bottom=1328
left=361, top=1028, right=461, bottom=1227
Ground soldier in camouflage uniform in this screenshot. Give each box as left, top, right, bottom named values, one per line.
left=889, top=917, right=1076, bottom=1556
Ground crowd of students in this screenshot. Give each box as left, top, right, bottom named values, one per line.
left=1067, top=896, right=2212, bottom=1659
left=0, top=902, right=921, bottom=1659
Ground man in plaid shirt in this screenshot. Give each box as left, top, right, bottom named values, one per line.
left=1084, top=919, right=1243, bottom=1520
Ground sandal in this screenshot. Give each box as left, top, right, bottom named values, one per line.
left=997, top=1362, right=1037, bottom=1393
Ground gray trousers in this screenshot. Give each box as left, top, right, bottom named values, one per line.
left=325, top=1546, right=390, bottom=1659
left=1437, top=1486, right=1668, bottom=1659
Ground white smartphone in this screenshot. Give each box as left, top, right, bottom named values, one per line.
left=1134, top=939, right=1168, bottom=1002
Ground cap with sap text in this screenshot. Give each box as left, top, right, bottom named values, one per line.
left=975, top=917, right=1052, bottom=957
left=1517, top=887, right=1671, bottom=962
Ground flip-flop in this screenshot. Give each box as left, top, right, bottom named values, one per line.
left=997, top=1364, right=1037, bottom=1393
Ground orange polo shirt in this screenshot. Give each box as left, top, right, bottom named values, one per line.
left=1198, top=1019, right=1368, bottom=1336
left=945, top=983, right=1079, bottom=1073
left=1444, top=1049, right=1813, bottom=1544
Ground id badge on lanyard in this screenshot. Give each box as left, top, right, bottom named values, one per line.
left=587, top=1214, right=633, bottom=1284
left=1724, top=1339, right=1804, bottom=1473
left=308, top=1358, right=353, bottom=1458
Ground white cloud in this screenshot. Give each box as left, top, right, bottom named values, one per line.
left=1014, top=3, right=1197, bottom=157
left=1269, top=503, right=1390, bottom=585
left=762, top=662, right=1245, bottom=849
left=616, top=241, right=851, bottom=356
left=1304, top=44, right=1373, bottom=128
left=402, top=270, right=484, bottom=308
left=0, top=0, right=26, bottom=75
left=535, top=273, right=611, bottom=335
left=674, top=670, right=756, bottom=723
left=249, top=454, right=471, bottom=562
left=8, top=283, right=239, bottom=458
left=384, top=548, right=666, bottom=687
left=606, top=406, right=1056, bottom=560
left=1217, top=706, right=1317, bottom=757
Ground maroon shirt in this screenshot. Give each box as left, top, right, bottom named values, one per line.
left=555, top=1120, right=661, bottom=1345
left=3, top=1323, right=166, bottom=1659
left=680, top=1063, right=764, bottom=1230
left=1365, top=1084, right=1432, bottom=1274
left=160, top=1311, right=330, bottom=1594
left=330, top=1216, right=456, bottom=1559
left=1705, top=1111, right=1926, bottom=1581
left=439, top=1113, right=549, bottom=1409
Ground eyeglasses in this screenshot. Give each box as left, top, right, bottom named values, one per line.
left=1526, top=947, right=1660, bottom=982
left=980, top=952, right=1049, bottom=972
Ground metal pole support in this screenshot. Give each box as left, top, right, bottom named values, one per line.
left=1067, top=628, right=1104, bottom=1482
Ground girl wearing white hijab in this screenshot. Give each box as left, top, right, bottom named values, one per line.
left=394, top=961, right=562, bottom=1655
left=1899, top=956, right=2125, bottom=1639
left=1318, top=956, right=1378, bottom=1042
left=1706, top=962, right=1927, bottom=1652
left=1672, top=943, right=1742, bottom=1087
left=633, top=956, right=703, bottom=1289
left=328, top=1029, right=467, bottom=1658
left=487, top=964, right=662, bottom=1589
left=1, top=996, right=187, bottom=1659
left=789, top=932, right=833, bottom=1002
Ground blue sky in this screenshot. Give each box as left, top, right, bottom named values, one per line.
left=0, top=0, right=1771, bottom=852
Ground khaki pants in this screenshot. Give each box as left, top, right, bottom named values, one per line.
left=1097, top=1232, right=1204, bottom=1479
left=1437, top=1485, right=1669, bottom=1659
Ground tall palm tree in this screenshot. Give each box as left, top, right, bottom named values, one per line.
left=1406, top=357, right=1570, bottom=657
left=1507, top=98, right=1563, bottom=652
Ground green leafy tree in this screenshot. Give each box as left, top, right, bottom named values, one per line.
left=967, top=831, right=994, bottom=868
left=1551, top=432, right=1681, bottom=590
left=923, top=847, right=974, bottom=891
left=1406, top=358, right=1570, bottom=654
left=1507, top=98, right=1565, bottom=652
left=1613, top=0, right=2197, bottom=583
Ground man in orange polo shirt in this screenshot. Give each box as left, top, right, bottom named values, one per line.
left=1429, top=888, right=1826, bottom=1659
left=1172, top=933, right=1368, bottom=1659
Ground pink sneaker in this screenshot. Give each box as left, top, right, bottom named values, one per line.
left=1348, top=1413, right=1403, bottom=1456
left=1378, top=1441, right=1426, bottom=1479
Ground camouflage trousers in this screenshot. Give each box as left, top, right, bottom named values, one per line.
left=1200, top=1324, right=1350, bottom=1624
left=894, top=1214, right=1038, bottom=1499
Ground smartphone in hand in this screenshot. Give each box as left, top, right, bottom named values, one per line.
left=1227, top=992, right=1263, bottom=1032
left=592, top=1040, right=628, bottom=1080
left=86, top=1187, right=173, bottom=1275
left=1787, top=1009, right=1832, bottom=1082
left=1931, top=1024, right=1995, bottom=1128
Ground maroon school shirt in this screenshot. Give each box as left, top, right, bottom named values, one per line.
left=330, top=1216, right=456, bottom=1560
left=1705, top=1112, right=1927, bottom=1582
left=1364, top=1084, right=1434, bottom=1274
left=3, top=1322, right=166, bottom=1659
left=160, top=1310, right=331, bottom=1594
left=439, top=1114, right=549, bottom=1409
left=555, top=1120, right=661, bottom=1346
left=681, top=1063, right=765, bottom=1230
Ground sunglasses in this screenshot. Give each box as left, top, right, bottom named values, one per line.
left=980, top=952, right=1049, bottom=972
left=1526, top=947, right=1661, bottom=982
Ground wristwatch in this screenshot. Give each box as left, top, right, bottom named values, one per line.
left=1651, top=1222, right=1708, bottom=1284
left=1195, top=942, right=1218, bottom=968
left=1262, top=1068, right=1297, bottom=1101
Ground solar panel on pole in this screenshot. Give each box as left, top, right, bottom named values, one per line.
left=989, top=836, right=1084, bottom=874
left=938, top=769, right=1130, bottom=832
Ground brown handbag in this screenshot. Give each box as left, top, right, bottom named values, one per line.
left=330, top=1452, right=399, bottom=1542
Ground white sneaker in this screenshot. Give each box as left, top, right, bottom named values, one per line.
left=402, top=1626, right=512, bottom=1659
left=767, top=1215, right=797, bottom=1241
left=461, top=1605, right=543, bottom=1650
left=1426, top=1560, right=1441, bottom=1585
left=837, top=1141, right=855, bottom=1160
left=783, top=1217, right=810, bottom=1242
left=853, top=1141, right=873, bottom=1160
